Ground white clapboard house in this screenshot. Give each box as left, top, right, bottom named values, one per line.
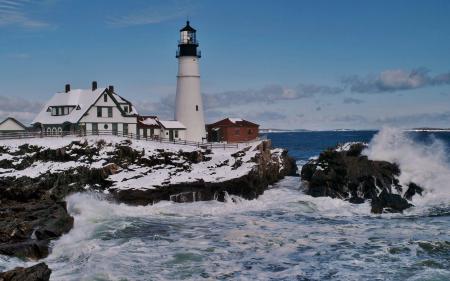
left=32, top=82, right=138, bottom=135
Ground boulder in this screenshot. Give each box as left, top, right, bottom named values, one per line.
left=0, top=200, right=73, bottom=260
left=0, top=262, right=51, bottom=281
left=371, top=190, right=413, bottom=214
left=300, top=143, right=423, bottom=213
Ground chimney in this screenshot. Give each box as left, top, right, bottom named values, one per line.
left=65, top=84, right=70, bottom=93
left=108, top=85, right=114, bottom=93
left=92, top=81, right=97, bottom=91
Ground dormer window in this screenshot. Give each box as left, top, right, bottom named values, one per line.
left=124, top=106, right=128, bottom=113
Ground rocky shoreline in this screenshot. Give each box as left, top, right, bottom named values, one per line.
left=0, top=136, right=296, bottom=279
left=300, top=142, right=423, bottom=213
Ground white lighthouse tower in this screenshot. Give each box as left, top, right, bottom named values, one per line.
left=175, top=21, right=206, bottom=142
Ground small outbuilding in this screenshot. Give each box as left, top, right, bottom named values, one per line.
left=206, top=118, right=259, bottom=143
left=137, top=116, right=161, bottom=139
left=158, top=120, right=186, bottom=141
left=0, top=117, right=27, bottom=133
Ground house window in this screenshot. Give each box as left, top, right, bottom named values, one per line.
left=104, top=94, right=108, bottom=102
left=174, top=130, right=179, bottom=138
left=104, top=124, right=108, bottom=130
left=150, top=128, right=154, bottom=137
left=92, top=123, right=98, bottom=134
left=108, top=107, right=113, bottom=118
left=123, top=123, right=128, bottom=135
left=196, top=105, right=199, bottom=111
left=112, top=123, right=118, bottom=135
left=55, top=107, right=60, bottom=116
left=97, top=107, right=102, bottom=117
left=51, top=107, right=56, bottom=116
left=235, top=129, right=240, bottom=135
left=64, top=107, right=69, bottom=115
left=248, top=129, right=252, bottom=135
left=124, top=106, right=128, bottom=113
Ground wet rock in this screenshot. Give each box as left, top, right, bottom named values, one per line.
left=404, top=182, right=424, bottom=201
left=300, top=142, right=421, bottom=213
left=0, top=200, right=73, bottom=259
left=371, top=190, right=413, bottom=214
left=0, top=262, right=51, bottom=281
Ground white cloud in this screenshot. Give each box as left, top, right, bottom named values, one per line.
left=106, top=0, right=194, bottom=27
left=342, top=68, right=450, bottom=93
left=0, top=95, right=42, bottom=124
left=0, top=0, right=50, bottom=28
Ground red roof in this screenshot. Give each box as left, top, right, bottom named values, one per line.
left=207, top=118, right=259, bottom=128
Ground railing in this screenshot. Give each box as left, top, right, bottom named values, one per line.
left=0, top=130, right=263, bottom=150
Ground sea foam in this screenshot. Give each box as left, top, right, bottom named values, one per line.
left=364, top=127, right=450, bottom=209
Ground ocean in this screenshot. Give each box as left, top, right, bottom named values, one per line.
left=1, top=128, right=449, bottom=280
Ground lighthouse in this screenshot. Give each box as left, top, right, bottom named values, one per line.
left=175, top=21, right=206, bottom=142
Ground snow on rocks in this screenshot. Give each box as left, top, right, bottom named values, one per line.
left=0, top=136, right=297, bottom=204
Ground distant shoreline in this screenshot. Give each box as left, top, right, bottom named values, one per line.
left=260, top=128, right=450, bottom=133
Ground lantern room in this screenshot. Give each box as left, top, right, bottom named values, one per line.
left=176, top=21, right=201, bottom=58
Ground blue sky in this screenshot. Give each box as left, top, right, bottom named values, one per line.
left=1, top=0, right=449, bottom=129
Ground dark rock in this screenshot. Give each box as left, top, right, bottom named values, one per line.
left=404, top=182, right=424, bottom=200
left=349, top=196, right=365, bottom=204
left=0, top=262, right=51, bottom=281
left=300, top=142, right=421, bottom=213
left=0, top=200, right=73, bottom=260
left=371, top=190, right=413, bottom=214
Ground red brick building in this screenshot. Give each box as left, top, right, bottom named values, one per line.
left=206, top=118, right=259, bottom=143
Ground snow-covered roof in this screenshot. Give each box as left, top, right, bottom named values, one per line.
left=33, top=88, right=106, bottom=125
left=158, top=120, right=186, bottom=129
left=0, top=117, right=27, bottom=129
left=229, top=118, right=243, bottom=123
left=32, top=88, right=138, bottom=125
left=138, top=116, right=160, bottom=127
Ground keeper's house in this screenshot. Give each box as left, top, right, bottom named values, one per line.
left=206, top=118, right=259, bottom=143
left=32, top=82, right=138, bottom=135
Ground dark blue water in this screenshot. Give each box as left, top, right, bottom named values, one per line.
left=268, top=130, right=377, bottom=161
left=268, top=130, right=450, bottom=162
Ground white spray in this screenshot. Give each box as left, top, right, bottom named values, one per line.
left=364, top=127, right=450, bottom=208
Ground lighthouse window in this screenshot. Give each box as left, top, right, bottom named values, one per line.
left=196, top=105, right=199, bottom=111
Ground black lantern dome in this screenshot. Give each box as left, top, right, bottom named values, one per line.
left=176, top=21, right=201, bottom=58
